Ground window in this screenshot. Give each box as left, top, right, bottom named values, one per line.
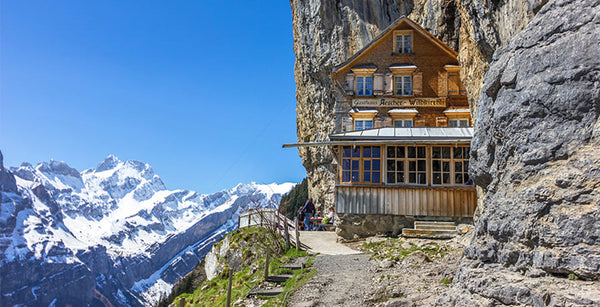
left=341, top=146, right=381, bottom=184
left=356, top=76, right=373, bottom=96
left=449, top=119, right=470, bottom=127
left=432, top=146, right=470, bottom=185
left=395, top=76, right=412, bottom=96
left=386, top=146, right=426, bottom=185
left=354, top=119, right=373, bottom=131
left=394, top=119, right=413, bottom=128
left=396, top=34, right=412, bottom=53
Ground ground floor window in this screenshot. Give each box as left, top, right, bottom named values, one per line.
left=386, top=145, right=426, bottom=184
left=341, top=146, right=381, bottom=184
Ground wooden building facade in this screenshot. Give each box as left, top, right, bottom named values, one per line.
left=329, top=17, right=477, bottom=225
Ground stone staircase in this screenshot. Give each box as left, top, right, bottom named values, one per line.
left=402, top=221, right=458, bottom=239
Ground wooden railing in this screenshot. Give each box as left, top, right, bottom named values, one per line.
left=238, top=208, right=299, bottom=248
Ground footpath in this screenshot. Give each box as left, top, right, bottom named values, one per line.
left=297, top=231, right=361, bottom=255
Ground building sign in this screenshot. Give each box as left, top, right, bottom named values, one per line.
left=352, top=98, right=446, bottom=108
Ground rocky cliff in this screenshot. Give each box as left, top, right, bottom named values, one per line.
left=440, top=0, right=600, bottom=305
left=291, top=0, right=599, bottom=304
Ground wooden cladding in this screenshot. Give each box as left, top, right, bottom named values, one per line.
left=336, top=186, right=476, bottom=217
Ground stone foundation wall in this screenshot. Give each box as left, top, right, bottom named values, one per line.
left=335, top=213, right=473, bottom=241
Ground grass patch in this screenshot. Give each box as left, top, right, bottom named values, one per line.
left=440, top=277, right=452, bottom=286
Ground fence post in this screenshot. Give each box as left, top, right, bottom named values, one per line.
left=264, top=244, right=270, bottom=281
left=295, top=218, right=300, bottom=252
left=179, top=297, right=185, bottom=307
left=285, top=215, right=290, bottom=251
left=226, top=269, right=233, bottom=307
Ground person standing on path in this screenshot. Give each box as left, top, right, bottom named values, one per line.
left=301, top=198, right=316, bottom=231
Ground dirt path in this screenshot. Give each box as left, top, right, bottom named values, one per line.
left=298, top=231, right=361, bottom=255
left=287, top=234, right=470, bottom=306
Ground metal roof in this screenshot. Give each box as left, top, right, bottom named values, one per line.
left=329, top=127, right=474, bottom=141
left=282, top=127, right=473, bottom=148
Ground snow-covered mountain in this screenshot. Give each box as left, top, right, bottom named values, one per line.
left=0, top=152, right=295, bottom=306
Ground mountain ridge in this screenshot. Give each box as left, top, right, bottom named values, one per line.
left=0, top=152, right=295, bottom=306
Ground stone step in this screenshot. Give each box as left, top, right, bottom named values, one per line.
left=414, top=221, right=456, bottom=231
left=248, top=287, right=284, bottom=297
left=280, top=264, right=304, bottom=270
left=266, top=274, right=293, bottom=283
left=402, top=228, right=457, bottom=239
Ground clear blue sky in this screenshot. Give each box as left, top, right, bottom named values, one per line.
left=0, top=1, right=305, bottom=193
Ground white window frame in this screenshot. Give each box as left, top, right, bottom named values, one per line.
left=393, top=30, right=413, bottom=54
left=394, top=75, right=412, bottom=96
left=393, top=119, right=413, bottom=128
left=354, top=119, right=373, bottom=131
left=449, top=119, right=470, bottom=127
left=356, top=75, right=373, bottom=96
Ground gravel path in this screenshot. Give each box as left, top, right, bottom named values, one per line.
left=286, top=253, right=376, bottom=307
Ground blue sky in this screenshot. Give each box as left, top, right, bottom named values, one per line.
left=0, top=1, right=305, bottom=193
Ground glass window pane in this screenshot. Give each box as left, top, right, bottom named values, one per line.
left=418, top=173, right=426, bottom=184
left=342, top=171, right=350, bottom=182
left=387, top=173, right=396, bottom=184
left=404, top=35, right=411, bottom=53
left=409, top=161, right=416, bottom=171
left=464, top=174, right=470, bottom=183
left=453, top=147, right=463, bottom=159
left=442, top=147, right=451, bottom=159
left=404, top=120, right=413, bottom=127
left=373, top=172, right=380, bottom=183
left=363, top=147, right=371, bottom=158
left=407, top=146, right=416, bottom=158
left=355, top=121, right=363, bottom=130
left=397, top=173, right=404, bottom=183
left=352, top=172, right=360, bottom=182
left=397, top=161, right=404, bottom=171
left=409, top=173, right=416, bottom=183
left=397, top=147, right=405, bottom=158
left=433, top=173, right=441, bottom=184
left=432, top=160, right=441, bottom=172
left=387, top=147, right=395, bottom=158
left=460, top=119, right=469, bottom=127
left=365, top=121, right=373, bottom=129
left=417, top=146, right=426, bottom=158
left=352, top=160, right=359, bottom=170
left=443, top=161, right=450, bottom=172
left=364, top=160, right=371, bottom=171
left=394, top=120, right=403, bottom=128
left=455, top=173, right=463, bottom=184
left=464, top=147, right=470, bottom=159
left=372, top=159, right=381, bottom=171
left=352, top=148, right=360, bottom=157
left=432, top=147, right=441, bottom=159
left=418, top=160, right=426, bottom=171
left=455, top=162, right=463, bottom=172
left=464, top=160, right=469, bottom=171
left=387, top=160, right=395, bottom=171
left=449, top=120, right=458, bottom=127
left=364, top=172, right=371, bottom=182
left=343, top=147, right=351, bottom=157
left=357, top=76, right=363, bottom=82
left=372, top=147, right=380, bottom=157
left=443, top=173, right=450, bottom=184
left=342, top=159, right=350, bottom=170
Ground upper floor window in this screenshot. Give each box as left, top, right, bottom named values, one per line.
left=356, top=76, right=373, bottom=96
left=394, top=119, right=413, bottom=128
left=355, top=119, right=373, bottom=130
left=449, top=119, right=470, bottom=127
left=395, top=75, right=412, bottom=96
left=395, top=34, right=412, bottom=53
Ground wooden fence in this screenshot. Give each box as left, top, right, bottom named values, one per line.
left=238, top=208, right=298, bottom=246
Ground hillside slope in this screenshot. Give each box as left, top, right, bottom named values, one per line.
left=0, top=151, right=294, bottom=306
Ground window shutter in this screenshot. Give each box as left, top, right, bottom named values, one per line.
left=345, top=73, right=354, bottom=95
left=438, top=71, right=448, bottom=97
left=384, top=73, right=393, bottom=95
left=373, top=73, right=384, bottom=95
left=412, top=72, right=423, bottom=96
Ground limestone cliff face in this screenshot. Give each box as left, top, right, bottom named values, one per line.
left=441, top=0, right=600, bottom=304
left=290, top=0, right=462, bottom=210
